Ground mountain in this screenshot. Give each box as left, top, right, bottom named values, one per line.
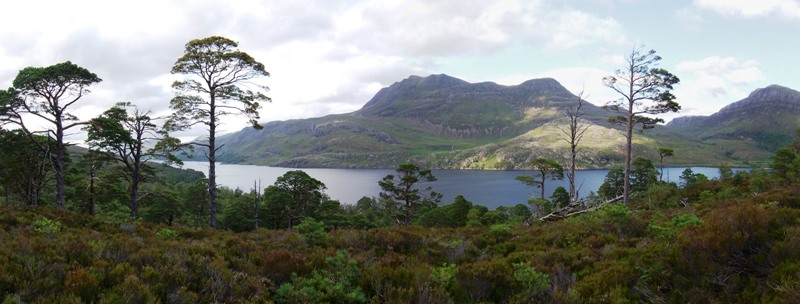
left=667, top=85, right=800, bottom=160
left=210, top=74, right=757, bottom=169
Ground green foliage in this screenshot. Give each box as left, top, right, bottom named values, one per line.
left=604, top=47, right=680, bottom=206
left=155, top=228, right=178, bottom=240
left=512, top=262, right=550, bottom=301
left=630, top=157, right=658, bottom=193
left=648, top=213, right=703, bottom=240
left=599, top=157, right=657, bottom=200
left=379, top=163, right=441, bottom=225
left=501, top=203, right=533, bottom=224
left=527, top=197, right=552, bottom=218
left=4, top=138, right=800, bottom=303
left=415, top=195, right=473, bottom=227
left=771, top=146, right=799, bottom=183
left=85, top=102, right=181, bottom=218
left=718, top=163, right=734, bottom=181
left=33, top=217, right=61, bottom=234
left=679, top=168, right=707, bottom=188
left=431, top=263, right=457, bottom=291
left=0, top=130, right=53, bottom=206
left=166, top=36, right=270, bottom=228
left=599, top=166, right=624, bottom=200
left=6, top=61, right=102, bottom=209
left=466, top=205, right=486, bottom=227
left=550, top=186, right=570, bottom=209
left=641, top=182, right=680, bottom=209
left=276, top=250, right=366, bottom=303
left=295, top=217, right=331, bottom=247
left=166, top=36, right=269, bottom=132
left=657, top=147, right=675, bottom=181
left=489, top=223, right=512, bottom=240
left=516, top=158, right=564, bottom=199
left=597, top=204, right=631, bottom=225
left=263, top=170, right=327, bottom=229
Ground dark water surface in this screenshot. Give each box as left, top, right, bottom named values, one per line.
left=179, top=162, right=727, bottom=209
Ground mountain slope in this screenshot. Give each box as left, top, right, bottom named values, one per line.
left=215, top=74, right=616, bottom=168
left=211, top=74, right=756, bottom=169
left=667, top=85, right=800, bottom=161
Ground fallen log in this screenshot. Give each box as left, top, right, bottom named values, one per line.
left=536, top=195, right=624, bottom=222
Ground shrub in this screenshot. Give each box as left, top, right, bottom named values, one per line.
left=33, top=218, right=61, bottom=234
left=648, top=213, right=703, bottom=240
left=275, top=250, right=365, bottom=303
left=512, top=262, right=551, bottom=302
left=155, top=228, right=179, bottom=240
left=431, top=263, right=457, bottom=291
left=597, top=204, right=630, bottom=225
left=100, top=275, right=157, bottom=304
left=64, top=267, right=100, bottom=303
left=295, top=217, right=331, bottom=247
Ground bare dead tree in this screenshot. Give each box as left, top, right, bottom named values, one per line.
left=558, top=90, right=591, bottom=204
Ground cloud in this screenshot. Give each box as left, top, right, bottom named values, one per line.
left=541, top=10, right=628, bottom=51
left=674, top=56, right=765, bottom=115
left=692, top=0, right=800, bottom=19
left=334, top=0, right=627, bottom=56
left=676, top=56, right=764, bottom=96
left=0, top=0, right=629, bottom=142
left=491, top=67, right=618, bottom=107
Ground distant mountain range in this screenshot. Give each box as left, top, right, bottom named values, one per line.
left=667, top=85, right=800, bottom=156
left=209, top=74, right=800, bottom=169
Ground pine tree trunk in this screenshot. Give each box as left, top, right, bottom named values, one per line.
left=89, top=167, right=95, bottom=215
left=208, top=97, right=218, bottom=229
left=130, top=170, right=139, bottom=218
left=623, top=109, right=634, bottom=206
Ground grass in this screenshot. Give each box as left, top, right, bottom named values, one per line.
left=212, top=105, right=780, bottom=169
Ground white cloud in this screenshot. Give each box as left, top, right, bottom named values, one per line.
left=542, top=10, right=628, bottom=51
left=692, top=0, right=800, bottom=19
left=674, top=56, right=765, bottom=115
left=0, top=0, right=630, bottom=142
left=676, top=56, right=764, bottom=93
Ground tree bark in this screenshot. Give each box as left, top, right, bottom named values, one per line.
left=89, top=165, right=95, bottom=215
left=569, top=144, right=576, bottom=201
left=130, top=169, right=139, bottom=218
left=623, top=106, right=633, bottom=206
left=208, top=95, right=218, bottom=229
left=55, top=118, right=65, bottom=208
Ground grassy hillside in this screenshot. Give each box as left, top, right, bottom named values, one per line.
left=207, top=74, right=771, bottom=169
left=666, top=84, right=800, bottom=165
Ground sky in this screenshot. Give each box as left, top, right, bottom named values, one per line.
left=0, top=0, right=798, bottom=141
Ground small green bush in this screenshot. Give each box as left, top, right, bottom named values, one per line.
left=155, top=228, right=179, bottom=240
left=512, top=262, right=550, bottom=301
left=431, top=263, right=456, bottom=290
left=33, top=218, right=61, bottom=234
left=295, top=217, right=331, bottom=247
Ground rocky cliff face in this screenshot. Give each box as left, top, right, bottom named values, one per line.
left=666, top=115, right=708, bottom=128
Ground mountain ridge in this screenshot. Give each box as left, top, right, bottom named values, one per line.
left=209, top=75, right=796, bottom=169
left=666, top=84, right=800, bottom=153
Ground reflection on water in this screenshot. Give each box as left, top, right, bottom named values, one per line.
left=178, top=162, right=732, bottom=209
